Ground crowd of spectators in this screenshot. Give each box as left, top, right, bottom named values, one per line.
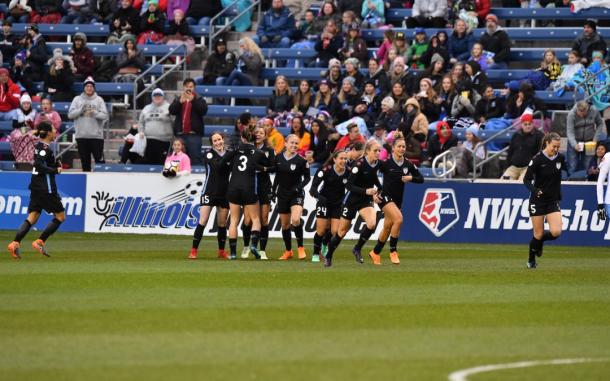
left=0, top=0, right=608, bottom=180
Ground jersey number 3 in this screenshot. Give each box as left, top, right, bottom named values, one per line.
left=238, top=155, right=248, bottom=171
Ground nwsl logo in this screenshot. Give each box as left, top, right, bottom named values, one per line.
left=419, top=189, right=460, bottom=237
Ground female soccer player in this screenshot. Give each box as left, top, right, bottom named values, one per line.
left=241, top=125, right=275, bottom=260
left=274, top=134, right=311, bottom=260
left=323, top=140, right=383, bottom=267
left=222, top=126, right=268, bottom=260
left=189, top=132, right=231, bottom=260
left=370, top=133, right=423, bottom=265
left=8, top=122, right=65, bottom=259
left=523, top=132, right=565, bottom=268
left=596, top=149, right=610, bottom=222
left=309, top=150, right=349, bottom=263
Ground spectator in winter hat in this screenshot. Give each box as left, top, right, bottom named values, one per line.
left=0, top=20, right=19, bottom=60
left=572, top=19, right=608, bottom=65
left=138, top=88, right=174, bottom=165
left=11, top=50, right=35, bottom=95
left=44, top=50, right=75, bottom=102
left=68, top=77, right=109, bottom=172
left=167, top=0, right=190, bottom=22
left=407, top=0, right=448, bottom=29
left=254, top=0, right=295, bottom=48
left=0, top=67, right=21, bottom=121
left=70, top=32, right=95, bottom=81
left=478, top=13, right=512, bottom=69
left=341, top=22, right=368, bottom=66
left=25, top=24, right=49, bottom=82
left=62, top=0, right=95, bottom=24
left=502, top=113, right=544, bottom=181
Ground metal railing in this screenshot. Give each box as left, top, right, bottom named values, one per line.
left=432, top=149, right=457, bottom=178
left=208, top=0, right=262, bottom=55
left=471, top=110, right=545, bottom=180
left=52, top=125, right=77, bottom=159
left=573, top=64, right=610, bottom=104
left=132, top=43, right=187, bottom=111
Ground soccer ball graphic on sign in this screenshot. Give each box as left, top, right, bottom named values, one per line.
left=418, top=189, right=460, bottom=237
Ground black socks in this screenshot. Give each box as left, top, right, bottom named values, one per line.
left=389, top=237, right=398, bottom=252
left=217, top=226, right=227, bottom=250
left=373, top=240, right=386, bottom=255
left=192, top=223, right=205, bottom=249
left=282, top=228, right=292, bottom=251
left=242, top=223, right=252, bottom=247
left=326, top=234, right=344, bottom=258
left=542, top=231, right=558, bottom=242
left=291, top=223, right=304, bottom=247
left=260, top=225, right=269, bottom=251
left=251, top=230, right=260, bottom=249
left=529, top=237, right=543, bottom=262
left=229, top=238, right=237, bottom=257
left=39, top=218, right=62, bottom=242
left=313, top=233, right=323, bottom=255
left=14, top=220, right=32, bottom=243
left=355, top=227, right=374, bottom=251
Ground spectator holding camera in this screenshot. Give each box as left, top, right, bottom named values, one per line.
left=169, top=78, right=207, bottom=165
left=203, top=38, right=235, bottom=86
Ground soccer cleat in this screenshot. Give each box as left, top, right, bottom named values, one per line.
left=188, top=248, right=198, bottom=259
left=368, top=251, right=381, bottom=265
left=298, top=247, right=307, bottom=260
left=258, top=250, right=268, bottom=260
left=217, top=249, right=228, bottom=259
left=250, top=246, right=261, bottom=259
left=323, top=252, right=333, bottom=267
left=352, top=247, right=364, bottom=264
left=32, top=239, right=50, bottom=257
left=230, top=253, right=237, bottom=260
left=311, top=254, right=320, bottom=263
left=279, top=250, right=293, bottom=260
left=241, top=247, right=250, bottom=259
left=527, top=261, right=537, bottom=269
left=536, top=248, right=543, bottom=258
left=389, top=251, right=400, bottom=265
left=8, top=241, right=21, bottom=259
left=321, top=243, right=328, bottom=258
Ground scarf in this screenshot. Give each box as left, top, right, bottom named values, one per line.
left=181, top=98, right=192, bottom=134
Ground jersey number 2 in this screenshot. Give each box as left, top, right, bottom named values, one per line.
left=238, top=156, right=248, bottom=171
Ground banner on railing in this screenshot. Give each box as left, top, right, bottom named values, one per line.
left=400, top=180, right=608, bottom=246
left=84, top=173, right=383, bottom=240
left=0, top=173, right=86, bottom=232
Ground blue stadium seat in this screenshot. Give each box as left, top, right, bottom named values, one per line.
left=0, top=121, right=74, bottom=134
left=30, top=82, right=135, bottom=96
left=32, top=102, right=114, bottom=114
left=0, top=160, right=16, bottom=171
left=383, top=7, right=610, bottom=22
left=93, top=163, right=207, bottom=173
left=206, top=105, right=267, bottom=117
left=10, top=23, right=210, bottom=38
left=46, top=43, right=186, bottom=57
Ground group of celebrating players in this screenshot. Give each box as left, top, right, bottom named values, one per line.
left=189, top=122, right=423, bottom=267
left=6, top=121, right=610, bottom=268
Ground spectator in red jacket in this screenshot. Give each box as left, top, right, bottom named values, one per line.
left=0, top=68, right=22, bottom=121
left=334, top=122, right=365, bottom=152
left=70, top=32, right=95, bottom=81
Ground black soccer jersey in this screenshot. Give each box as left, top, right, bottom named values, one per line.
left=523, top=152, right=565, bottom=203
left=30, top=142, right=60, bottom=193
left=202, top=148, right=231, bottom=197
left=344, top=157, right=383, bottom=202
left=256, top=143, right=275, bottom=194
left=380, top=156, right=424, bottom=206
left=309, top=165, right=349, bottom=206
left=222, top=143, right=267, bottom=191
left=273, top=152, right=311, bottom=199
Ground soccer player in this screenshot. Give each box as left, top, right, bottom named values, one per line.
left=189, top=132, right=231, bottom=260
left=309, top=150, right=349, bottom=263
left=274, top=134, right=311, bottom=260
left=222, top=126, right=268, bottom=260
left=371, top=133, right=424, bottom=265
left=241, top=125, right=275, bottom=260
left=323, top=140, right=383, bottom=267
left=523, top=132, right=565, bottom=269
left=596, top=148, right=609, bottom=222
left=8, top=122, right=65, bottom=259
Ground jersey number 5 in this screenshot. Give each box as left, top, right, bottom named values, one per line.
left=529, top=203, right=536, bottom=215
left=238, top=155, right=248, bottom=171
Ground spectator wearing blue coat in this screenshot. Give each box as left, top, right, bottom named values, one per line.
left=254, top=0, right=295, bottom=48
left=448, top=19, right=475, bottom=64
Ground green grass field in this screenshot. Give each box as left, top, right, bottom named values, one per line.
left=1, top=232, right=609, bottom=381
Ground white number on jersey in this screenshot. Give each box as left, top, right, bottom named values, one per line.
left=238, top=155, right=248, bottom=171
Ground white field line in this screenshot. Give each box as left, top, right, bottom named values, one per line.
left=448, top=358, right=610, bottom=381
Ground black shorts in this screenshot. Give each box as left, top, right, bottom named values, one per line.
left=529, top=200, right=561, bottom=217
left=377, top=192, right=402, bottom=210
left=341, top=197, right=374, bottom=220
left=277, top=195, right=304, bottom=214
left=315, top=202, right=342, bottom=219
left=227, top=188, right=258, bottom=206
left=28, top=191, right=64, bottom=214
left=200, top=193, right=229, bottom=209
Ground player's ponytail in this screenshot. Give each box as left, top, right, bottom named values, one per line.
left=541, top=132, right=561, bottom=150
left=240, top=124, right=256, bottom=142
left=392, top=131, right=405, bottom=146
left=322, top=149, right=342, bottom=167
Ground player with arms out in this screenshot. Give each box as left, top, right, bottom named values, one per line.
left=523, top=132, right=565, bottom=269
left=309, top=150, right=349, bottom=263
left=323, top=140, right=383, bottom=267
left=274, top=134, right=311, bottom=260
left=596, top=147, right=610, bottom=222
left=8, top=122, right=65, bottom=259
left=371, top=133, right=424, bottom=265
left=222, top=126, right=268, bottom=260
left=189, top=132, right=231, bottom=260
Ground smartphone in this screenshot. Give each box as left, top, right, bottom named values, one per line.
left=461, top=91, right=470, bottom=99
